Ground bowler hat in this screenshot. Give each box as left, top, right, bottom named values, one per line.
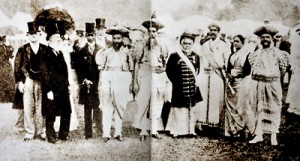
left=253, top=25, right=279, bottom=37
left=45, top=21, right=61, bottom=40
left=142, top=12, right=164, bottom=31
left=27, top=21, right=40, bottom=34
left=85, top=23, right=95, bottom=34
left=95, top=18, right=106, bottom=29
left=106, top=24, right=129, bottom=35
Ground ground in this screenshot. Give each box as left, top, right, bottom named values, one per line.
left=0, top=99, right=299, bottom=161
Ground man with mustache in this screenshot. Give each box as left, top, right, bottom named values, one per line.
left=247, top=25, right=289, bottom=146
left=131, top=13, right=169, bottom=141
left=96, top=25, right=134, bottom=143
left=198, top=23, right=231, bottom=134
left=75, top=23, right=102, bottom=139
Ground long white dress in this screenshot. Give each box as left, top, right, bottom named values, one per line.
left=286, top=32, right=300, bottom=115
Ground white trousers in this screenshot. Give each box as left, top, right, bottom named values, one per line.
left=101, top=71, right=132, bottom=138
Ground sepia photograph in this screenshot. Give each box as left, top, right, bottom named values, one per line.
left=0, top=0, right=300, bottom=160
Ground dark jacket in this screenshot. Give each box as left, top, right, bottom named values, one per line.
left=40, top=46, right=71, bottom=116
left=75, top=43, right=101, bottom=106
left=166, top=51, right=202, bottom=107
left=12, top=43, right=47, bottom=109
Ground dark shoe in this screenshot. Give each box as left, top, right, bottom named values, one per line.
left=152, top=134, right=162, bottom=140
left=34, top=134, right=46, bottom=141
left=48, top=139, right=56, bottom=144
left=23, top=137, right=33, bottom=142
left=102, top=137, right=110, bottom=143
left=85, top=136, right=92, bottom=140
left=115, top=135, right=124, bottom=142
left=140, top=135, right=147, bottom=141
left=59, top=137, right=72, bottom=141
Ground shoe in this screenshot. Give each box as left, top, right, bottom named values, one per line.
left=48, top=139, right=56, bottom=144
left=115, top=135, right=124, bottom=142
left=102, top=137, right=110, bottom=143
left=172, top=135, right=178, bottom=138
left=85, top=136, right=92, bottom=140
left=249, top=136, right=263, bottom=144
left=59, top=137, right=72, bottom=141
left=140, top=135, right=147, bottom=141
left=152, top=134, right=162, bottom=140
left=23, top=137, right=33, bottom=142
left=34, top=134, right=46, bottom=141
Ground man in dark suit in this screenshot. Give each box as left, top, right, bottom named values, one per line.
left=14, top=21, right=47, bottom=141
left=75, top=23, right=102, bottom=139
left=40, top=21, right=72, bottom=144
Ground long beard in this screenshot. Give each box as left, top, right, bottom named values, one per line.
left=146, top=38, right=158, bottom=50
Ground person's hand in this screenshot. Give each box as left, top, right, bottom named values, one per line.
left=83, top=79, right=93, bottom=85
left=133, top=81, right=140, bottom=95
left=47, top=91, right=54, bottom=100
left=154, top=67, right=165, bottom=74
left=18, top=82, right=24, bottom=93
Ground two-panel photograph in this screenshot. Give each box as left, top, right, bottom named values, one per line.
left=0, top=0, right=300, bottom=160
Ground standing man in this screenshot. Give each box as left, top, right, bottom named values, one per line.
left=75, top=23, right=102, bottom=139
left=131, top=13, right=169, bottom=141
left=95, top=18, right=111, bottom=49
left=14, top=21, right=47, bottom=141
left=247, top=25, right=289, bottom=146
left=40, top=21, right=72, bottom=144
left=198, top=23, right=231, bottom=134
left=96, top=25, right=134, bottom=143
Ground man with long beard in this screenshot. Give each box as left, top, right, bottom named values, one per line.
left=131, top=13, right=169, bottom=141
left=246, top=25, right=289, bottom=146
left=96, top=25, right=134, bottom=143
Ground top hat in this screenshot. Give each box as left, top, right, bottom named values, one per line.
left=95, top=18, right=106, bottom=29
left=85, top=23, right=95, bottom=34
left=27, top=21, right=40, bottom=34
left=142, top=12, right=164, bottom=31
left=45, top=21, right=61, bottom=40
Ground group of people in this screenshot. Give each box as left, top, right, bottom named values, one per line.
left=4, top=12, right=297, bottom=146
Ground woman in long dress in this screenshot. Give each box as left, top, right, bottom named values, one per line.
left=223, top=35, right=253, bottom=137
left=286, top=28, right=300, bottom=115
left=165, top=31, right=202, bottom=137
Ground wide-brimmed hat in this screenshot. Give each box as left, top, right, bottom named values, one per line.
left=106, top=24, right=129, bottom=35
left=208, top=23, right=221, bottom=32
left=142, top=12, right=164, bottom=31
left=85, top=23, right=95, bottom=34
left=95, top=18, right=106, bottom=29
left=27, top=21, right=40, bottom=34
left=45, top=21, right=61, bottom=40
left=253, top=25, right=279, bottom=37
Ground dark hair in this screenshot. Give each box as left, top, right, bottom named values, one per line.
left=233, top=35, right=245, bottom=44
